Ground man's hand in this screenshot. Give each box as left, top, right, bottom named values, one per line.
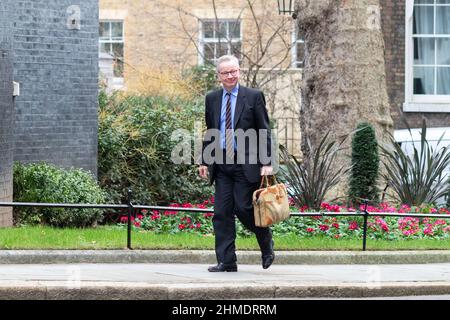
left=199, top=165, right=209, bottom=179
left=260, top=166, right=273, bottom=176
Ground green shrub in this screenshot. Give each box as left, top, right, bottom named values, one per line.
left=98, top=92, right=213, bottom=205
left=182, top=64, right=218, bottom=95
left=348, top=122, right=380, bottom=205
left=13, top=162, right=107, bottom=227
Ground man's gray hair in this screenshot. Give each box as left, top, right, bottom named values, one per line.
left=216, top=55, right=240, bottom=72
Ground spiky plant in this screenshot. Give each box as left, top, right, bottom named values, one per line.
left=279, top=131, right=350, bottom=210
left=380, top=120, right=450, bottom=206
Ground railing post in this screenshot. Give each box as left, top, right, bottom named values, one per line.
left=127, top=189, right=134, bottom=250
left=362, top=200, right=369, bottom=251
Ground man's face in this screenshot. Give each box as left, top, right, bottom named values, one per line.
left=217, top=61, right=240, bottom=91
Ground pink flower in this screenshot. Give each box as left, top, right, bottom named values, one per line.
left=376, top=218, right=389, bottom=232
left=319, top=224, right=329, bottom=232
left=329, top=205, right=341, bottom=212
left=334, top=234, right=341, bottom=239
left=348, top=221, right=359, bottom=231
left=300, top=205, right=308, bottom=212
left=288, top=197, right=295, bottom=206
left=181, top=217, right=192, bottom=224
left=169, top=203, right=181, bottom=208
left=332, top=223, right=340, bottom=229
left=423, top=226, right=434, bottom=236
left=164, top=210, right=178, bottom=216
left=306, top=227, right=315, bottom=233
left=178, top=224, right=186, bottom=230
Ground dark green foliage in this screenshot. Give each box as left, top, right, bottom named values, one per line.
left=13, top=162, right=106, bottom=227
left=348, top=122, right=380, bottom=205
left=380, top=120, right=450, bottom=206
left=183, top=64, right=219, bottom=95
left=98, top=92, right=213, bottom=205
left=279, top=131, right=350, bottom=210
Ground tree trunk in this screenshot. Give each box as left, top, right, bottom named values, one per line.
left=295, top=0, right=394, bottom=199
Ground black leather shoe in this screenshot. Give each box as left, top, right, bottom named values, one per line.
left=262, top=240, right=275, bottom=269
left=208, top=263, right=238, bottom=272
left=262, top=253, right=275, bottom=269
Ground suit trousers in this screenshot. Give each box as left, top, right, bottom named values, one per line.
left=213, top=162, right=273, bottom=265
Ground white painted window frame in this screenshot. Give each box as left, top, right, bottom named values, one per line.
left=404, top=0, right=450, bottom=112
left=198, top=19, right=242, bottom=65
left=99, top=20, right=124, bottom=85
left=291, top=22, right=305, bottom=69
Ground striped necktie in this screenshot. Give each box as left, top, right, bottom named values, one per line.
left=225, top=92, right=234, bottom=158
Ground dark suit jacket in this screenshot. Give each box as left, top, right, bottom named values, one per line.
left=201, top=85, right=272, bottom=185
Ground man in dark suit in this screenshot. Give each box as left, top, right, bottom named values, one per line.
left=199, top=55, right=274, bottom=272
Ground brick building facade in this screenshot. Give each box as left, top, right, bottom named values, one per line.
left=0, top=0, right=99, bottom=227
left=99, top=0, right=303, bottom=156
left=0, top=0, right=15, bottom=227
left=380, top=0, right=450, bottom=129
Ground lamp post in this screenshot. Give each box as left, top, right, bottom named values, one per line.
left=277, top=0, right=297, bottom=19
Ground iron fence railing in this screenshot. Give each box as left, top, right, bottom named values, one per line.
left=1, top=193, right=449, bottom=251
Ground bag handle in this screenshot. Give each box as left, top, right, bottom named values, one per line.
left=259, top=175, right=279, bottom=189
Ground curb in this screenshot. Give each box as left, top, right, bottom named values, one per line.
left=0, top=281, right=449, bottom=299
left=1, top=250, right=450, bottom=265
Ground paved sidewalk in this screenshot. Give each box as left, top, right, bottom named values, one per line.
left=2, top=250, right=450, bottom=265
left=0, top=250, right=449, bottom=299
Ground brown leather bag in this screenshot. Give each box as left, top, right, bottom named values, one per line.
left=253, top=175, right=290, bottom=227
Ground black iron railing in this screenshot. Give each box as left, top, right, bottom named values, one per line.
left=1, top=193, right=449, bottom=251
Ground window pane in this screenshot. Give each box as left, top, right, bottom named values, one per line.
left=414, top=66, right=435, bottom=94
left=111, top=43, right=123, bottom=58
left=413, top=6, right=434, bottom=34
left=415, top=0, right=433, bottom=3
left=437, top=67, right=450, bottom=94
left=203, top=43, right=215, bottom=61
left=297, top=42, right=305, bottom=67
left=436, top=6, right=450, bottom=34
left=203, top=21, right=214, bottom=38
left=217, top=21, right=227, bottom=39
left=437, top=0, right=450, bottom=4
left=113, top=59, right=124, bottom=77
left=414, top=38, right=435, bottom=64
left=217, top=42, right=228, bottom=57
left=230, top=21, right=240, bottom=39
left=231, top=42, right=242, bottom=59
left=437, top=38, right=450, bottom=64
left=99, top=22, right=110, bottom=39
left=111, top=22, right=123, bottom=39
left=99, top=43, right=110, bottom=54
